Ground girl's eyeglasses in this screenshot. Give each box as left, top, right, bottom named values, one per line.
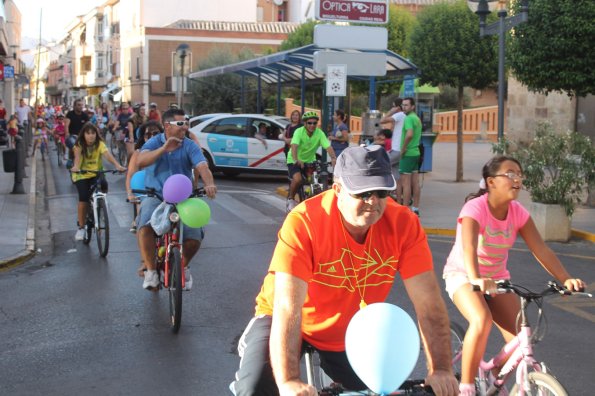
left=494, top=172, right=525, bottom=182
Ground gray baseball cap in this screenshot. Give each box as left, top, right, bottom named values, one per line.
left=334, top=145, right=396, bottom=194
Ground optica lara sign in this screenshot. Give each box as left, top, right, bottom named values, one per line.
left=316, top=0, right=388, bottom=24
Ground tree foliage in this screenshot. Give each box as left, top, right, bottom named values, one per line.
left=408, top=0, right=498, bottom=182
left=408, top=0, right=497, bottom=90
left=509, top=0, right=595, bottom=97
left=279, top=20, right=316, bottom=51
left=191, top=47, right=262, bottom=114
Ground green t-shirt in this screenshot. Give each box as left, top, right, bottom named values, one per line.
left=287, top=126, right=331, bottom=164
left=400, top=112, right=422, bottom=157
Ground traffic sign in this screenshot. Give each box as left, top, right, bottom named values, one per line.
left=4, top=65, right=14, bottom=79
left=326, top=64, right=347, bottom=97
left=314, top=51, right=387, bottom=76
left=315, top=0, right=388, bottom=24
left=402, top=76, right=415, bottom=98
left=314, top=25, right=388, bottom=51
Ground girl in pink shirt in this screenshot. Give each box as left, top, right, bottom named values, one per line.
left=443, top=155, right=585, bottom=396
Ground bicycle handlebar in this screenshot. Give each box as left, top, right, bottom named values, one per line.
left=319, top=380, right=434, bottom=395
left=471, top=280, right=591, bottom=298
left=129, top=187, right=206, bottom=203
left=70, top=169, right=126, bottom=175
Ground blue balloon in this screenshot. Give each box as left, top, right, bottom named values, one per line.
left=130, top=170, right=146, bottom=195
left=345, top=303, right=420, bottom=395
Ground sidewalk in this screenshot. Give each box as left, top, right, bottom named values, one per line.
left=277, top=142, right=595, bottom=241
left=0, top=146, right=36, bottom=269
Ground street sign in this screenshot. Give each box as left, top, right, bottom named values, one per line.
left=326, top=64, right=347, bottom=97
left=402, top=76, right=415, bottom=98
left=315, top=0, right=388, bottom=24
left=314, top=25, right=388, bottom=51
left=4, top=65, right=14, bottom=80
left=314, top=51, right=387, bottom=76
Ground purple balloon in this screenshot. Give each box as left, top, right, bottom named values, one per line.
left=163, top=174, right=192, bottom=204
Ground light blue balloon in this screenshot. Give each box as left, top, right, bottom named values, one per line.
left=345, top=303, right=420, bottom=395
left=130, top=170, right=146, bottom=195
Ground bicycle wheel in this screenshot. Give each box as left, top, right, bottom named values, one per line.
left=509, top=372, right=568, bottom=396
left=82, top=210, right=93, bottom=245
left=118, top=142, right=128, bottom=167
left=95, top=198, right=110, bottom=257
left=57, top=144, right=63, bottom=166
left=110, top=134, right=118, bottom=158
left=168, top=246, right=183, bottom=333
left=41, top=142, right=46, bottom=161
left=411, top=321, right=465, bottom=381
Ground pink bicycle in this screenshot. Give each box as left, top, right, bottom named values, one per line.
left=449, top=280, right=591, bottom=396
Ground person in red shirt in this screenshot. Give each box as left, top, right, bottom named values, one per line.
left=230, top=145, right=458, bottom=396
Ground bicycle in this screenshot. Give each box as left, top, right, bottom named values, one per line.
left=73, top=169, right=123, bottom=257
left=56, top=138, right=65, bottom=166
left=130, top=186, right=206, bottom=333
left=447, top=280, right=592, bottom=396
left=110, top=127, right=128, bottom=167
left=286, top=160, right=332, bottom=213
left=304, top=346, right=435, bottom=395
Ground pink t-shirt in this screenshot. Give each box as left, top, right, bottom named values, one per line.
left=443, top=194, right=530, bottom=279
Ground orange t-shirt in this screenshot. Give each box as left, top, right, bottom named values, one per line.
left=254, top=190, right=433, bottom=351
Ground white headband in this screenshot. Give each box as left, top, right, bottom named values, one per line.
left=479, top=178, right=486, bottom=189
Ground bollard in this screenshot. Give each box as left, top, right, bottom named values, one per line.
left=11, top=135, right=25, bottom=194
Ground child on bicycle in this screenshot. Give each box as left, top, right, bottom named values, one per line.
left=31, top=118, right=49, bottom=157
left=53, top=113, right=67, bottom=160
left=71, top=122, right=126, bottom=241
left=442, top=155, right=585, bottom=396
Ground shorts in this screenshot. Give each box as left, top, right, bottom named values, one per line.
left=399, top=155, right=420, bottom=174
left=74, top=176, right=108, bottom=202
left=444, top=273, right=470, bottom=300
left=8, top=128, right=18, bottom=137
left=137, top=196, right=205, bottom=241
left=287, top=163, right=302, bottom=179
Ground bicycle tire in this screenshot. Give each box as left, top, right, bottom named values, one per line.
left=410, top=321, right=465, bottom=381
left=118, top=142, right=128, bottom=167
left=168, top=246, right=183, bottom=333
left=82, top=211, right=93, bottom=245
left=110, top=133, right=118, bottom=158
left=509, top=372, right=568, bottom=396
left=95, top=198, right=110, bottom=257
left=57, top=144, right=63, bottom=166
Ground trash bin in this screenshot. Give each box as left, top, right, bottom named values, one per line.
left=360, top=110, right=383, bottom=145
left=419, top=133, right=437, bottom=173
left=3, top=148, right=17, bottom=173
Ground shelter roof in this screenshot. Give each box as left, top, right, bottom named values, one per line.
left=188, top=44, right=419, bottom=85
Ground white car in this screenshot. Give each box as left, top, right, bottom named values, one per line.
left=189, top=114, right=291, bottom=176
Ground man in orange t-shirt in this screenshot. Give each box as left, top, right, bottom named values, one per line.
left=230, top=146, right=458, bottom=396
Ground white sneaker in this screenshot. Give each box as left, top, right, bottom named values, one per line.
left=286, top=199, right=298, bottom=212
left=143, top=270, right=160, bottom=290
left=184, top=267, right=193, bottom=291
left=74, top=228, right=86, bottom=241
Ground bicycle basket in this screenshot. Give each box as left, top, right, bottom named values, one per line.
left=150, top=202, right=174, bottom=236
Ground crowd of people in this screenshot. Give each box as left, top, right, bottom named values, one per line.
left=3, top=97, right=584, bottom=396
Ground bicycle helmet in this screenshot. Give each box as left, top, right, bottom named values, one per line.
left=36, top=118, right=45, bottom=124
left=302, top=111, right=320, bottom=121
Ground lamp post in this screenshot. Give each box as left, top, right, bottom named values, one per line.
left=467, top=0, right=529, bottom=143
left=176, top=43, right=189, bottom=110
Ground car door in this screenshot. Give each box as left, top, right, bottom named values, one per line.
left=246, top=117, right=287, bottom=171
left=201, top=116, right=249, bottom=168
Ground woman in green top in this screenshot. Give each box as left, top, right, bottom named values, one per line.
left=71, top=122, right=126, bottom=241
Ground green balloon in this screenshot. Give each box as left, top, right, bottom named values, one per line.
left=177, top=198, right=211, bottom=228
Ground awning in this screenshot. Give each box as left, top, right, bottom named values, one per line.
left=188, top=44, right=418, bottom=85
left=101, top=83, right=120, bottom=98
left=112, top=90, right=123, bottom=102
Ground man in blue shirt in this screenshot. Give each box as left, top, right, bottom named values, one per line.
left=136, top=108, right=217, bottom=290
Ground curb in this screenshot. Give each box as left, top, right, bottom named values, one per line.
left=0, top=153, right=37, bottom=270
left=273, top=185, right=595, bottom=242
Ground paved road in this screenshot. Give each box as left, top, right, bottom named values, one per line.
left=0, top=153, right=593, bottom=395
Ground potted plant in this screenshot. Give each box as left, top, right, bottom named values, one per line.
left=495, top=123, right=595, bottom=241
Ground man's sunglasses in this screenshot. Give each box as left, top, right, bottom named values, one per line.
left=349, top=190, right=390, bottom=200
left=306, top=121, right=318, bottom=125
left=166, top=120, right=189, bottom=127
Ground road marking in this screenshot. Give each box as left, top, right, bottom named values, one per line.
left=549, top=283, right=595, bottom=323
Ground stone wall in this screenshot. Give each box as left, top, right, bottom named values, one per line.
left=506, top=77, right=577, bottom=143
